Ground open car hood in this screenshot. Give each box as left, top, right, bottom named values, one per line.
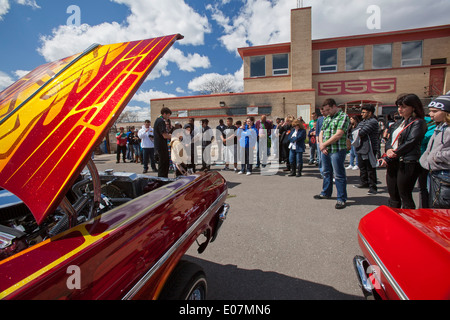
left=0, top=34, right=183, bottom=225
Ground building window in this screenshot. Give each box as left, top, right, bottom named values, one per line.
left=320, top=49, right=337, bottom=72
left=250, top=56, right=265, bottom=77
left=401, top=41, right=422, bottom=67
left=372, top=44, right=392, bottom=69
left=346, top=46, right=364, bottom=71
left=272, top=53, right=289, bottom=75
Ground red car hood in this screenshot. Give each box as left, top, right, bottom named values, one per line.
left=358, top=206, right=450, bottom=299
left=0, top=34, right=182, bottom=225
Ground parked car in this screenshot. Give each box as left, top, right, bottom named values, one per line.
left=0, top=35, right=229, bottom=300
left=354, top=205, right=450, bottom=300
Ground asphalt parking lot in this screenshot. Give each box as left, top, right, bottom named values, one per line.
left=93, top=149, right=420, bottom=300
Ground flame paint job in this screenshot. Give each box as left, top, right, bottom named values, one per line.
left=357, top=206, right=450, bottom=300
left=0, top=34, right=182, bottom=225
left=0, top=172, right=227, bottom=299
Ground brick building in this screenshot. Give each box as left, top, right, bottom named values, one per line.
left=150, top=7, right=450, bottom=125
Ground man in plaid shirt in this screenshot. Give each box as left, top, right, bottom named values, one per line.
left=315, top=98, right=350, bottom=209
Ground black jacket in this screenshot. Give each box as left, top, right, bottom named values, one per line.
left=355, top=117, right=380, bottom=155
left=385, top=117, right=427, bottom=162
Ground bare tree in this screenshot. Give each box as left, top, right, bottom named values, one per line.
left=191, top=74, right=236, bottom=95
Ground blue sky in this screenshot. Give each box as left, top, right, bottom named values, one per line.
left=1, top=0, right=449, bottom=120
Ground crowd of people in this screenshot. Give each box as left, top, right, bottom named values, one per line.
left=116, top=94, right=450, bottom=210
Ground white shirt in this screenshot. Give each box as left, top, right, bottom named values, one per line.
left=138, top=125, right=155, bottom=148
left=288, top=130, right=298, bottom=150
left=391, top=121, right=405, bottom=150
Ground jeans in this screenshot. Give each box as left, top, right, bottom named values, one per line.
left=321, top=149, right=347, bottom=202
left=240, top=147, right=254, bottom=173
left=289, top=149, right=303, bottom=171
left=309, top=144, right=317, bottom=163
left=317, top=143, right=323, bottom=176
left=349, top=146, right=358, bottom=166
left=142, top=148, right=157, bottom=171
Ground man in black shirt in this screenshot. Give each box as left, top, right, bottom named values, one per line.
left=153, top=107, right=172, bottom=177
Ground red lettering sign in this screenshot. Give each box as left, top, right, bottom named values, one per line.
left=318, top=78, right=396, bottom=96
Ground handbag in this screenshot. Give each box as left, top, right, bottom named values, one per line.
left=429, top=171, right=450, bottom=208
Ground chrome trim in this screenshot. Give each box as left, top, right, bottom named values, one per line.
left=358, top=230, right=409, bottom=300
left=122, top=190, right=227, bottom=300
left=211, top=203, right=230, bottom=242
left=353, top=255, right=375, bottom=299
left=219, top=203, right=230, bottom=221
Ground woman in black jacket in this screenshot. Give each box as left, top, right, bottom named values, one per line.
left=380, top=94, right=427, bottom=208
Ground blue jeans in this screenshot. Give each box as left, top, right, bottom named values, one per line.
left=349, top=145, right=358, bottom=166
left=321, top=149, right=347, bottom=202
left=289, top=149, right=303, bottom=170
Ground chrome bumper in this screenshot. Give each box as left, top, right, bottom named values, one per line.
left=211, top=203, right=230, bottom=242
left=353, top=255, right=376, bottom=300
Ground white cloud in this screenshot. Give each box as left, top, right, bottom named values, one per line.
left=303, top=0, right=450, bottom=39
left=37, top=0, right=211, bottom=77
left=132, top=88, right=176, bottom=104
left=0, top=0, right=10, bottom=20
left=208, top=0, right=292, bottom=55
left=165, top=48, right=211, bottom=72
left=0, top=71, right=14, bottom=91
left=15, top=0, right=39, bottom=9
left=13, top=69, right=30, bottom=78
left=0, top=0, right=40, bottom=20
left=123, top=105, right=150, bottom=121
left=211, top=0, right=450, bottom=55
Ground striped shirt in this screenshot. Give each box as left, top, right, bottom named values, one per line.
left=321, top=110, right=350, bottom=153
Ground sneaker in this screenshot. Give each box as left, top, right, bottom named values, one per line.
left=238, top=171, right=244, bottom=175
left=234, top=168, right=238, bottom=172
left=246, top=172, right=252, bottom=175
left=335, top=201, right=346, bottom=209
left=345, top=165, right=353, bottom=170
left=352, top=165, right=359, bottom=170
left=353, top=184, right=369, bottom=189
left=222, top=167, right=230, bottom=171
left=367, top=188, right=377, bottom=195
left=313, top=194, right=331, bottom=200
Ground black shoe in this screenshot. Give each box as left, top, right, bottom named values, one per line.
left=335, top=201, right=346, bottom=209
left=143, top=169, right=148, bottom=173
left=314, top=194, right=331, bottom=200
left=367, top=188, right=377, bottom=195
left=353, top=184, right=369, bottom=189
left=288, top=171, right=296, bottom=177
left=296, top=172, right=302, bottom=177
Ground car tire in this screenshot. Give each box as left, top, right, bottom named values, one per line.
left=159, top=260, right=207, bottom=300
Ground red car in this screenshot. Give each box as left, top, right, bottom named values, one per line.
left=0, top=35, right=229, bottom=300
left=354, top=205, right=450, bottom=300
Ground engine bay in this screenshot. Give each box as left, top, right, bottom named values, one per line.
left=0, top=169, right=173, bottom=261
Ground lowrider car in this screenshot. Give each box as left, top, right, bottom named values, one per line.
left=354, top=205, right=450, bottom=300
left=0, top=35, right=229, bottom=300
